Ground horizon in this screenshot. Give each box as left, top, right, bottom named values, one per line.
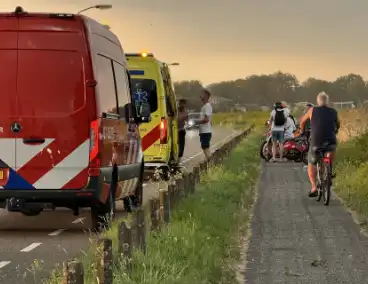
left=1, top=1, right=368, bottom=85
left=175, top=71, right=368, bottom=86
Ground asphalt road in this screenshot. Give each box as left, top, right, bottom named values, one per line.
left=245, top=162, right=368, bottom=284
left=0, top=126, right=238, bottom=284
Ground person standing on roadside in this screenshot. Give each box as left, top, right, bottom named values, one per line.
left=199, top=89, right=213, bottom=160
left=269, top=101, right=287, bottom=162
left=302, top=103, right=313, bottom=141
left=178, top=99, right=188, bottom=163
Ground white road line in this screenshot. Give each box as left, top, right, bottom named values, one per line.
left=181, top=131, right=238, bottom=163
left=71, top=217, right=85, bottom=224
left=20, top=243, right=42, bottom=252
left=49, top=229, right=66, bottom=236
left=0, top=261, right=11, bottom=269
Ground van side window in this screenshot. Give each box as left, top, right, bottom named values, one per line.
left=95, top=55, right=118, bottom=114
left=112, top=61, right=131, bottom=107
left=161, top=68, right=174, bottom=116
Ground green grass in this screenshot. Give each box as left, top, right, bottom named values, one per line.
left=334, top=132, right=368, bottom=218
left=212, top=111, right=269, bottom=130
left=46, top=132, right=261, bottom=284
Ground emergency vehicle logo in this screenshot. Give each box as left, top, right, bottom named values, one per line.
left=132, top=89, right=148, bottom=117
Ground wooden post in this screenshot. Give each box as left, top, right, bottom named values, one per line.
left=168, top=184, right=176, bottom=208
left=96, top=238, right=113, bottom=284
left=193, top=166, right=200, bottom=186
left=118, top=220, right=132, bottom=269
left=188, top=172, right=195, bottom=194
left=149, top=198, right=160, bottom=231
left=213, top=149, right=220, bottom=165
left=131, top=212, right=139, bottom=249
left=199, top=161, right=208, bottom=174
left=182, top=173, right=190, bottom=197
left=137, top=208, right=146, bottom=253
left=176, top=178, right=184, bottom=202
left=159, top=188, right=170, bottom=223
left=63, top=261, right=84, bottom=284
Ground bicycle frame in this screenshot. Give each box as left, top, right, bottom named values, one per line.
left=316, top=151, right=333, bottom=205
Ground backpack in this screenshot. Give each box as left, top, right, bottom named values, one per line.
left=274, top=109, right=286, bottom=126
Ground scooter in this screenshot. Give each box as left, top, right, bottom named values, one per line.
left=260, top=130, right=309, bottom=164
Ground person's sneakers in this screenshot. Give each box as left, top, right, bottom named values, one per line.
left=308, top=190, right=318, bottom=198
left=270, top=158, right=277, bottom=163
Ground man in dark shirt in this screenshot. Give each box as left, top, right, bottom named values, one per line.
left=300, top=92, right=340, bottom=197
left=178, top=99, right=188, bottom=162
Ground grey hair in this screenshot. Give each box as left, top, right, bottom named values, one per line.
left=317, top=91, right=329, bottom=105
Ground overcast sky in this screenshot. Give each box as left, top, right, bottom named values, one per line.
left=1, top=0, right=367, bottom=85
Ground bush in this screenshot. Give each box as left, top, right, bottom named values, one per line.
left=335, top=132, right=368, bottom=217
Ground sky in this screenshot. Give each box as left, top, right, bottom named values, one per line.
left=1, top=0, right=368, bottom=85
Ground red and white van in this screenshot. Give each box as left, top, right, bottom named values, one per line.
left=0, top=7, right=150, bottom=231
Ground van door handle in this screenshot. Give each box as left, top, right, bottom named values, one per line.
left=23, top=137, right=46, bottom=145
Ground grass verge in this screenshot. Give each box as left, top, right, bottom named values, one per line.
left=46, top=132, right=261, bottom=284
left=334, top=132, right=368, bottom=220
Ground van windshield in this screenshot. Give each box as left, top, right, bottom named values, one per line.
left=17, top=51, right=86, bottom=117
left=130, top=78, right=158, bottom=113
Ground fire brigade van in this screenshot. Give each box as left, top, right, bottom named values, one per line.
left=0, top=7, right=151, bottom=231
left=127, top=53, right=179, bottom=177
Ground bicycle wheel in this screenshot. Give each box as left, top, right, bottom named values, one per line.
left=316, top=162, right=323, bottom=202
left=323, top=162, right=332, bottom=206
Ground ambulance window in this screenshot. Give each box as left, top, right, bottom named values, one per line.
left=130, top=78, right=158, bottom=112
left=95, top=55, right=118, bottom=114
left=112, top=61, right=131, bottom=107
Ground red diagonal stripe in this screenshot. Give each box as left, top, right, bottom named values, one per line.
left=62, top=168, right=88, bottom=189
left=142, top=124, right=160, bottom=151
left=17, top=138, right=85, bottom=185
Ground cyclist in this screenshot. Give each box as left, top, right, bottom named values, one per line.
left=300, top=92, right=340, bottom=197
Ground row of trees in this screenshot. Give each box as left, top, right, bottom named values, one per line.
left=174, top=72, right=368, bottom=111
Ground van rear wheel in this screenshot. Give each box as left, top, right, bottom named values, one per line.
left=91, top=181, right=116, bottom=233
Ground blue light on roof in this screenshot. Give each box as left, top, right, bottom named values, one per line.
left=129, top=70, right=145, bottom=75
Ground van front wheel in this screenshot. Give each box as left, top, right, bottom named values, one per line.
left=91, top=181, right=116, bottom=232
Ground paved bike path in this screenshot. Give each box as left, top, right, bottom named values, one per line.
left=245, top=162, right=368, bottom=284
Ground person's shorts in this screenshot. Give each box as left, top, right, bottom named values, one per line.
left=199, top=132, right=212, bottom=149
left=271, top=130, right=284, bottom=143
left=308, top=142, right=337, bottom=165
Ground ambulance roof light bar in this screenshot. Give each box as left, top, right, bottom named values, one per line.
left=126, top=53, right=154, bottom=58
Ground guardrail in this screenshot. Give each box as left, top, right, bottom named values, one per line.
left=61, top=125, right=255, bottom=284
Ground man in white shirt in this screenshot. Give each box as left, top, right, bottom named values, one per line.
left=199, top=89, right=213, bottom=160
left=269, top=102, right=287, bottom=162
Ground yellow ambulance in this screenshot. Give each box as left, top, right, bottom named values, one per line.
left=127, top=53, right=179, bottom=171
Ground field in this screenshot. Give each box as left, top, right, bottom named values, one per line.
left=212, top=111, right=269, bottom=129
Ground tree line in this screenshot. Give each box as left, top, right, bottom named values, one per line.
left=174, top=72, right=368, bottom=111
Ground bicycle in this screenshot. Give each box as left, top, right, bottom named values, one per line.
left=315, top=147, right=333, bottom=206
